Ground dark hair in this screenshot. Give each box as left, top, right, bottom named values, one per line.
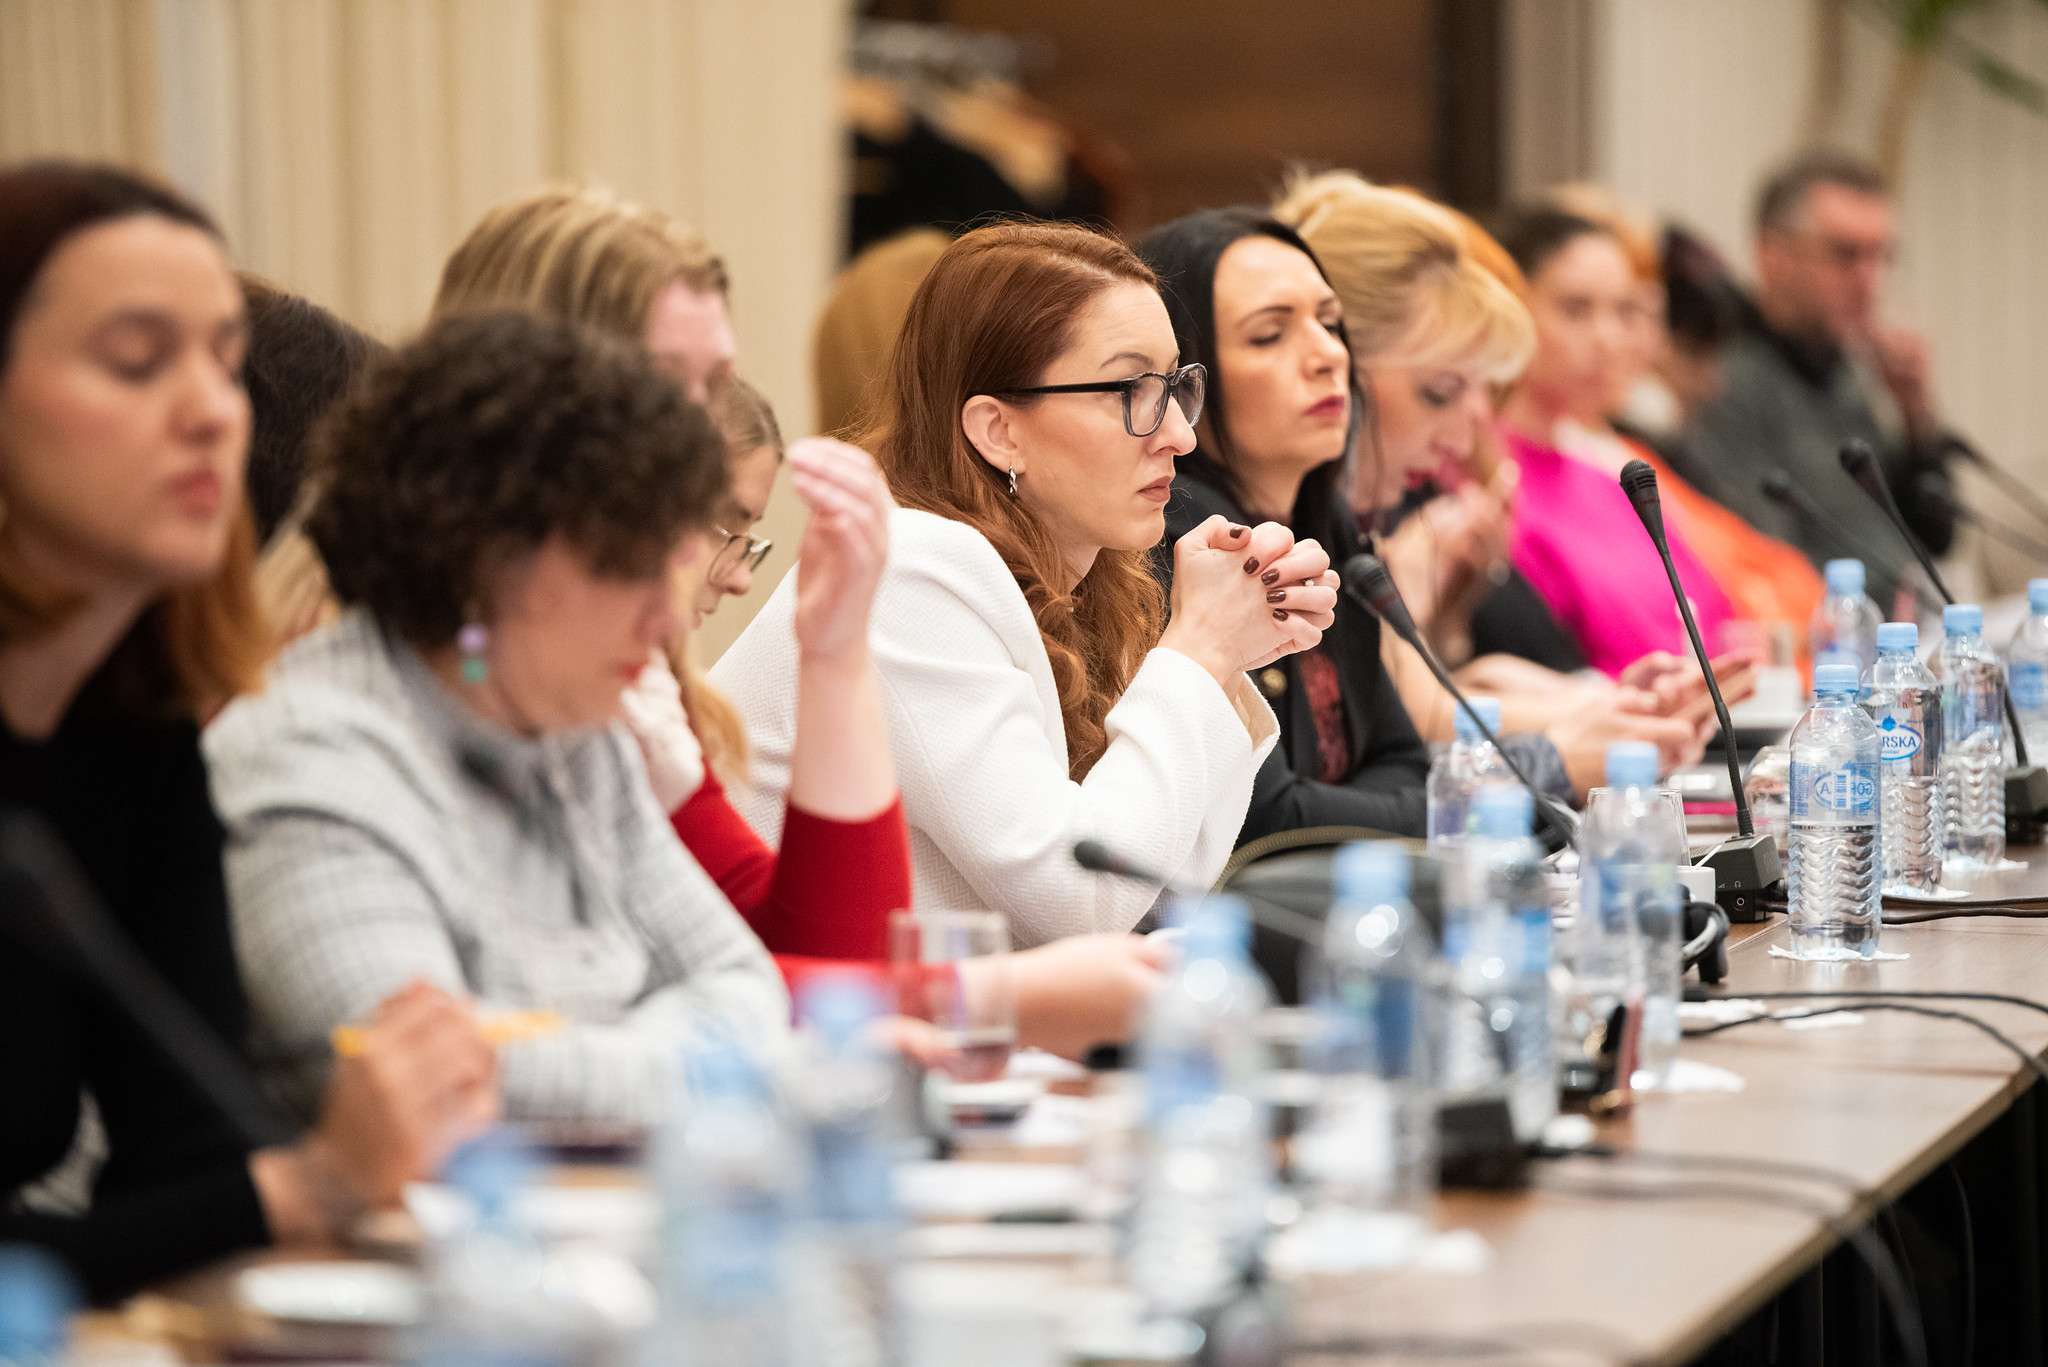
left=0, top=161, right=267, bottom=716
left=1487, top=205, right=1612, bottom=285
left=239, top=275, right=384, bottom=544
left=307, top=311, right=728, bottom=648
left=0, top=162, right=220, bottom=370
left=1756, top=151, right=1887, bottom=235
left=1661, top=225, right=1753, bottom=354
left=1135, top=208, right=1354, bottom=540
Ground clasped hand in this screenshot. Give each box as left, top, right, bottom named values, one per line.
left=1161, top=516, right=1339, bottom=684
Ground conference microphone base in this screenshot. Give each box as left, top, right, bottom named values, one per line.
left=1696, top=835, right=1783, bottom=925
left=2007, top=767, right=2048, bottom=847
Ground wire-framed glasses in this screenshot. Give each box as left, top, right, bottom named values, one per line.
left=711, top=526, right=771, bottom=575
left=1001, top=362, right=1206, bottom=438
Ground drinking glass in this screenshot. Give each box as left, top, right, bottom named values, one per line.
left=888, top=909, right=1017, bottom=1081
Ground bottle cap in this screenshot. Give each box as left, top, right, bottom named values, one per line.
left=1472, top=784, right=1533, bottom=838
left=2031, top=578, right=2048, bottom=614
left=1181, top=895, right=1252, bottom=960
left=1944, top=603, right=1983, bottom=636
left=796, top=970, right=885, bottom=1052
left=0, top=1247, right=76, bottom=1367
left=1824, top=559, right=1865, bottom=596
left=440, top=1128, right=539, bottom=1227
left=1876, top=621, right=1918, bottom=652
left=1813, top=662, right=1861, bottom=694
left=1332, top=840, right=1410, bottom=905
left=1452, top=696, right=1502, bottom=741
left=1604, top=740, right=1659, bottom=790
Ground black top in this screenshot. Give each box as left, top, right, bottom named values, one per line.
left=1160, top=475, right=1430, bottom=841
left=1468, top=569, right=1591, bottom=674
left=0, top=697, right=270, bottom=1300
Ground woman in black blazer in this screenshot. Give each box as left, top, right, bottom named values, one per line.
left=1137, top=209, right=1434, bottom=840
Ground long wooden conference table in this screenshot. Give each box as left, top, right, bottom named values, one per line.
left=1286, top=851, right=2048, bottom=1366
left=87, top=853, right=2048, bottom=1367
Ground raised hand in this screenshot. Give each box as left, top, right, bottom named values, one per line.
left=790, top=437, right=894, bottom=669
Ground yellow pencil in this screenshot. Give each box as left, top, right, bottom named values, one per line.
left=330, top=1009, right=564, bottom=1057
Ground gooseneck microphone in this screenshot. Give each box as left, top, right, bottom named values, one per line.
left=0, top=811, right=298, bottom=1149
left=1072, top=839, right=1325, bottom=945
left=1760, top=469, right=1862, bottom=561
left=1340, top=554, right=1578, bottom=846
left=1618, top=460, right=1782, bottom=922
left=1838, top=440, right=2048, bottom=823
left=1942, top=433, right=2048, bottom=537
left=1910, top=471, right=2048, bottom=564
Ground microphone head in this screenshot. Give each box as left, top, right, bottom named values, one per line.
left=1072, top=839, right=1115, bottom=874
left=1761, top=469, right=1798, bottom=506
left=1340, top=553, right=1419, bottom=643
left=1839, top=439, right=1885, bottom=496
left=1618, top=458, right=1661, bottom=509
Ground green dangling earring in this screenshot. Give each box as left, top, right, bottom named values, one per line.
left=458, top=623, right=490, bottom=685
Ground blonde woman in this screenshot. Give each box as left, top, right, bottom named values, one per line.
left=1274, top=172, right=1735, bottom=792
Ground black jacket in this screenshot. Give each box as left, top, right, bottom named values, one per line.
left=1159, top=474, right=1429, bottom=842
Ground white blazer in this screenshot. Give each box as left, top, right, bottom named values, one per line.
left=711, top=507, right=1279, bottom=947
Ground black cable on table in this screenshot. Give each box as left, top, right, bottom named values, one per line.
left=1683, top=1002, right=2048, bottom=1088
left=1534, top=1176, right=1930, bottom=1367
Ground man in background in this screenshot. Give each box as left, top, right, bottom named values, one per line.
left=1685, top=152, right=1956, bottom=610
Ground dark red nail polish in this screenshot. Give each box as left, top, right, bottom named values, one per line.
left=1244, top=557, right=1260, bottom=574
left=1272, top=608, right=1289, bottom=620
left=1227, top=523, right=1249, bottom=538
left=1261, top=569, right=1281, bottom=586
left=1266, top=589, right=1286, bottom=603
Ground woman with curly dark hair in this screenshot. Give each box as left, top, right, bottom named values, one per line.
left=0, top=162, right=493, bottom=1299
left=205, top=309, right=786, bottom=1125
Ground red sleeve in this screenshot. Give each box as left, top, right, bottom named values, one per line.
left=671, top=768, right=911, bottom=962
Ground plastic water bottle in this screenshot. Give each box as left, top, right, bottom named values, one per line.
left=0, top=1246, right=76, bottom=1367
left=645, top=1037, right=801, bottom=1367
left=1426, top=696, right=1507, bottom=850
left=1127, top=896, right=1272, bottom=1319
left=1865, top=621, right=1943, bottom=895
left=415, top=1132, right=625, bottom=1367
left=1443, top=786, right=1556, bottom=1141
left=1810, top=558, right=1881, bottom=676
left=1293, top=843, right=1435, bottom=1269
left=1934, top=603, right=2007, bottom=873
left=2006, top=578, right=2048, bottom=759
left=787, top=974, right=913, bottom=1367
left=1575, top=742, right=1683, bottom=1088
left=1787, top=663, right=1883, bottom=960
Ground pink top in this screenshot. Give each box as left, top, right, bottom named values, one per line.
left=1502, top=426, right=1735, bottom=678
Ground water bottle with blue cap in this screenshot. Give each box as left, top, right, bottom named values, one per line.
left=1294, top=844, right=1435, bottom=1267
left=1788, top=663, right=1884, bottom=959
left=1576, top=741, right=1683, bottom=1086
left=1426, top=695, right=1508, bottom=851
left=1443, top=786, right=1556, bottom=1140
left=0, top=1246, right=76, bottom=1367
left=1129, top=896, right=1272, bottom=1316
left=1934, top=603, right=2007, bottom=872
left=2006, top=578, right=2048, bottom=758
left=1810, top=558, right=1881, bottom=675
left=1867, top=620, right=1943, bottom=894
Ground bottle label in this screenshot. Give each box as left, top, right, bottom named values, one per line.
left=1792, top=760, right=1877, bottom=815
left=1875, top=713, right=1922, bottom=761
left=2015, top=662, right=2047, bottom=711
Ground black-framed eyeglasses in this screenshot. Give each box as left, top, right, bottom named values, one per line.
left=711, top=526, right=772, bottom=574
left=1000, top=362, right=1206, bottom=438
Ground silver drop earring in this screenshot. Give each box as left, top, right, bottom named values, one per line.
left=1007, top=464, right=1019, bottom=497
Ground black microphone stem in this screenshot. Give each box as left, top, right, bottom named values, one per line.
left=1620, top=463, right=1753, bottom=838
left=1840, top=441, right=2030, bottom=767
left=1948, top=435, right=2048, bottom=536
left=1338, top=581, right=1578, bottom=847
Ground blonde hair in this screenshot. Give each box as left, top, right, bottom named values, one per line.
left=432, top=186, right=726, bottom=330
left=683, top=377, right=787, bottom=779
left=1272, top=170, right=1534, bottom=383
left=812, top=228, right=951, bottom=440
